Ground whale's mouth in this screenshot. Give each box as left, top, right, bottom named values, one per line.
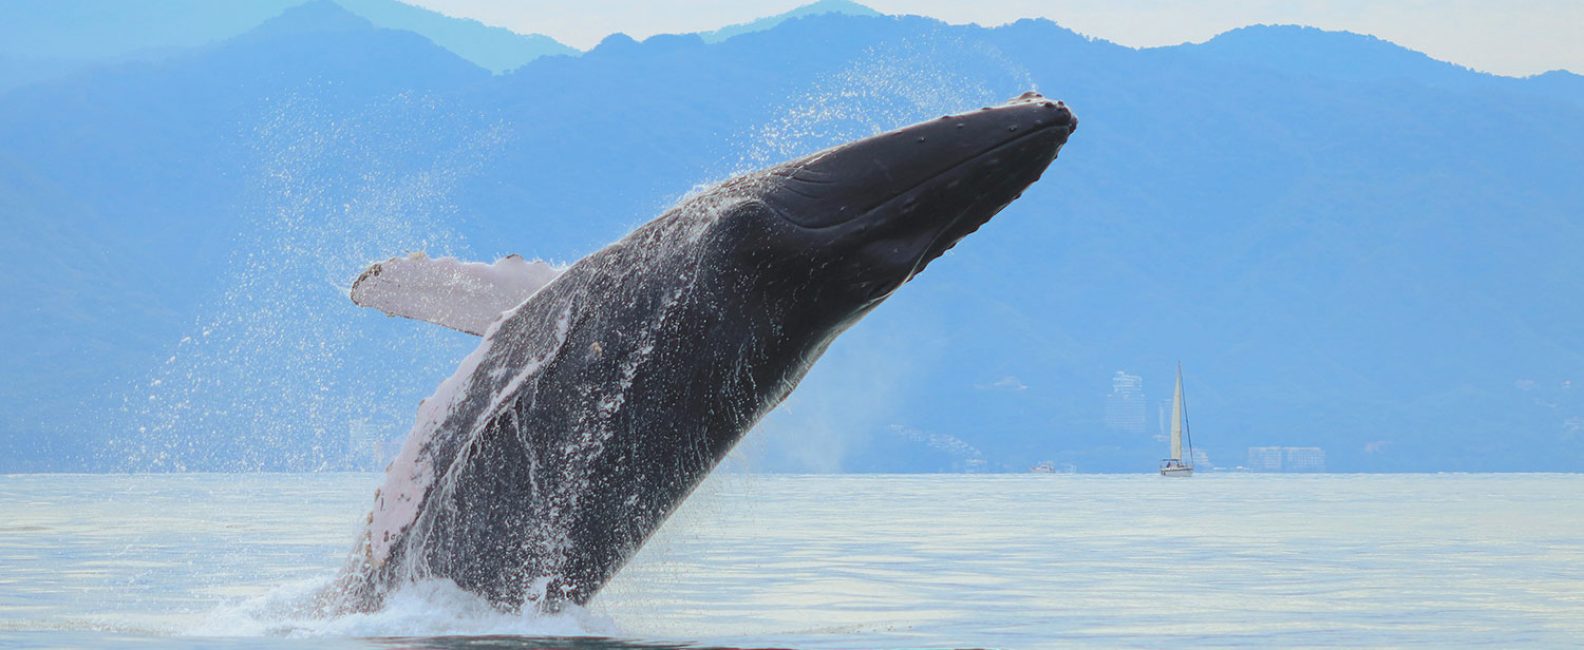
left=750, top=93, right=1076, bottom=304
left=878, top=118, right=1066, bottom=219
left=775, top=116, right=1071, bottom=218
left=870, top=120, right=1070, bottom=299
left=905, top=122, right=1067, bottom=262
left=762, top=94, right=1076, bottom=232
left=835, top=129, right=1065, bottom=304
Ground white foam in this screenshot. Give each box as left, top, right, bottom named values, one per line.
left=188, top=578, right=613, bottom=639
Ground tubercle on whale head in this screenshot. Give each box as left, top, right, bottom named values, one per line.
left=712, top=93, right=1076, bottom=311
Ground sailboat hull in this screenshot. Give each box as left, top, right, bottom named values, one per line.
left=1159, top=466, right=1194, bottom=477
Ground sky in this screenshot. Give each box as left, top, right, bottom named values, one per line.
left=404, top=0, right=1583, bottom=77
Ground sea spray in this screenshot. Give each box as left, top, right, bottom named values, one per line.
left=188, top=578, right=611, bottom=638
left=734, top=31, right=1034, bottom=173
left=725, top=30, right=1032, bottom=474
left=110, top=94, right=504, bottom=472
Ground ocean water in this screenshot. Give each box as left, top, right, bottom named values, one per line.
left=2, top=473, right=1581, bottom=648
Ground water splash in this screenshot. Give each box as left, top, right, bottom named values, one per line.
left=109, top=94, right=506, bottom=472
left=722, top=31, right=1031, bottom=474
left=734, top=32, right=1035, bottom=172
left=189, top=578, right=611, bottom=638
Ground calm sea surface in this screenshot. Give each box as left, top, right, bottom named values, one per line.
left=1, top=473, right=1581, bottom=648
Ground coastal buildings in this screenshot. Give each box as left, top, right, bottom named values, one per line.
left=1283, top=447, right=1327, bottom=472
left=348, top=417, right=404, bottom=469
left=1104, top=370, right=1147, bottom=435
left=347, top=418, right=381, bottom=469
left=1247, top=446, right=1327, bottom=472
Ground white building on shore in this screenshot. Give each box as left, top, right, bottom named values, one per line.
left=1246, top=446, right=1326, bottom=472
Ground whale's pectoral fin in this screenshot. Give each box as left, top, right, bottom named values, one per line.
left=349, top=253, right=564, bottom=336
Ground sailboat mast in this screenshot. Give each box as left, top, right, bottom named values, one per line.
left=1182, top=365, right=1194, bottom=465
left=1170, top=365, right=1184, bottom=462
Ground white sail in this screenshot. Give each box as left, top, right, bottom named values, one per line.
left=1169, top=365, right=1184, bottom=462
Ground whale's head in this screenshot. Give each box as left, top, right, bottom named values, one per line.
left=703, top=92, right=1076, bottom=330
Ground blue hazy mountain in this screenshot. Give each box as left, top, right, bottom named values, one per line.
left=697, top=0, right=881, bottom=43
left=1184, top=25, right=1584, bottom=107
left=2, top=4, right=1581, bottom=473
left=333, top=0, right=577, bottom=71
left=0, top=0, right=573, bottom=91
left=0, top=0, right=491, bottom=470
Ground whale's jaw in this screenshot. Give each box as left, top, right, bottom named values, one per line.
left=757, top=92, right=1077, bottom=303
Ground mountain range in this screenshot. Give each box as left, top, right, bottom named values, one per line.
left=1, top=1, right=1581, bottom=473
left=0, top=0, right=575, bottom=92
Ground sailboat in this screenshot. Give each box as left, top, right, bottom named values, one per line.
left=1160, top=363, right=1195, bottom=477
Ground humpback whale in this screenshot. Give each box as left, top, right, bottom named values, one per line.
left=327, top=93, right=1077, bottom=614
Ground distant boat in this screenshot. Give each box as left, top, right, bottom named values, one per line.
left=1160, top=363, right=1195, bottom=477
